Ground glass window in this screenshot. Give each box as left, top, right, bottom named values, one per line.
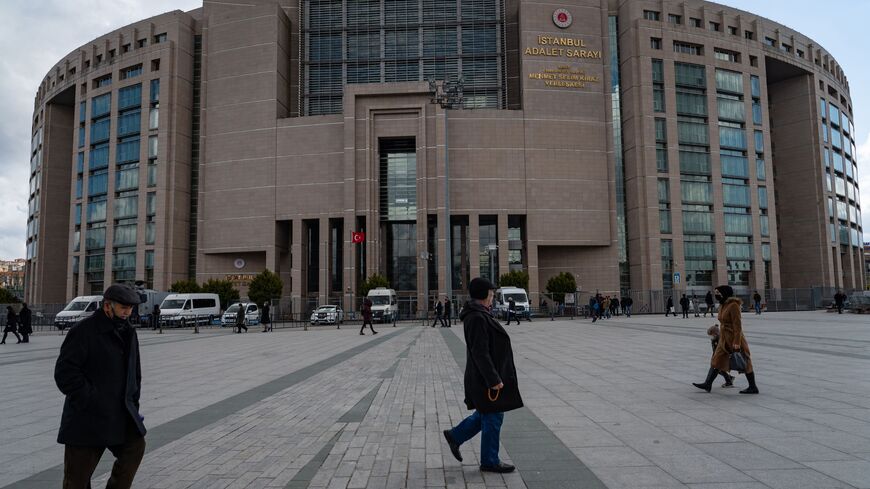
left=681, top=180, right=712, bottom=204
left=831, top=129, right=842, bottom=150
left=76, top=152, right=84, bottom=174
left=751, top=76, right=761, bottom=98
left=116, top=167, right=139, bottom=191
left=832, top=152, right=844, bottom=173
left=685, top=260, right=714, bottom=286
left=754, top=130, right=764, bottom=153
left=674, top=62, right=706, bottom=87
left=147, top=162, right=157, bottom=187
left=78, top=127, right=85, bottom=148
left=75, top=176, right=83, bottom=199
left=820, top=98, right=827, bottom=119
left=752, top=101, right=762, bottom=125
left=644, top=10, right=660, bottom=20
left=86, top=227, right=106, bottom=249
left=756, top=158, right=766, bottom=180
left=118, top=110, right=141, bottom=137
left=146, top=222, right=156, bottom=245
left=120, top=64, right=143, bottom=80
left=73, top=229, right=80, bottom=251
left=660, top=210, right=672, bottom=234
left=715, top=69, right=743, bottom=93
left=717, top=97, right=744, bottom=121
left=719, top=126, right=746, bottom=150
left=821, top=122, right=828, bottom=143
left=88, top=172, right=108, bottom=196
left=678, top=121, right=709, bottom=145
left=758, top=187, right=768, bottom=209
left=113, top=225, right=137, bottom=246
left=148, top=136, right=158, bottom=158
left=147, top=193, right=156, bottom=216
left=149, top=107, right=158, bottom=130
left=679, top=147, right=710, bottom=174
left=92, top=93, right=111, bottom=118
left=79, top=101, right=87, bottom=123
left=73, top=203, right=82, bottom=226
left=837, top=200, right=848, bottom=221
left=721, top=154, right=749, bottom=177
left=150, top=79, right=160, bottom=103
left=114, top=196, right=138, bottom=219
left=723, top=183, right=750, bottom=207
left=118, top=84, right=142, bottom=110
left=677, top=90, right=707, bottom=116
left=117, top=137, right=140, bottom=164
left=657, top=179, right=670, bottom=202
left=760, top=215, right=769, bottom=237
left=89, top=143, right=109, bottom=170
left=724, top=213, right=752, bottom=235
left=87, top=200, right=107, bottom=222
left=830, top=104, right=840, bottom=127
left=90, top=118, right=110, bottom=143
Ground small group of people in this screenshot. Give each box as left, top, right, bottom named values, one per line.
left=669, top=290, right=767, bottom=318
left=430, top=297, right=453, bottom=328
left=588, top=294, right=633, bottom=322
left=2, top=303, right=32, bottom=344
left=234, top=302, right=272, bottom=333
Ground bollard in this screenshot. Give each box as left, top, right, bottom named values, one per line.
left=194, top=315, right=199, bottom=334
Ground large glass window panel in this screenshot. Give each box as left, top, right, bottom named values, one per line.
left=678, top=121, right=709, bottom=145
left=658, top=179, right=670, bottom=202
left=145, top=222, right=156, bottom=244
left=74, top=203, right=81, bottom=226
left=87, top=200, right=107, bottom=222
left=685, top=260, right=714, bottom=286
left=677, top=91, right=707, bottom=116
left=652, top=59, right=664, bottom=83
left=78, top=127, right=85, bottom=148
left=148, top=136, right=158, bottom=158
left=86, top=227, right=106, bottom=249
left=661, top=239, right=673, bottom=289
left=836, top=200, right=848, bottom=220
left=681, top=181, right=712, bottom=204
left=821, top=122, right=828, bottom=143
left=75, top=177, right=83, bottom=199
left=73, top=230, right=80, bottom=251
left=79, top=101, right=87, bottom=123
left=830, top=104, right=840, bottom=127
left=820, top=98, right=827, bottom=119
left=751, top=75, right=761, bottom=98
left=116, top=137, right=140, bottom=163
left=725, top=214, right=751, bottom=235
left=147, top=162, right=157, bottom=187
left=653, top=86, right=665, bottom=112
left=758, top=186, right=768, bottom=209
left=118, top=84, right=141, bottom=110
left=831, top=128, right=842, bottom=150
left=715, top=69, right=743, bottom=93
left=112, top=252, right=136, bottom=271
left=756, top=158, right=766, bottom=180
left=760, top=215, right=770, bottom=236
left=150, top=79, right=160, bottom=103
left=723, top=184, right=750, bottom=207
left=117, top=110, right=140, bottom=137
left=726, top=243, right=753, bottom=259
left=114, top=196, right=138, bottom=219
left=682, top=211, right=713, bottom=233
left=90, top=118, right=110, bottom=143
left=92, top=94, right=111, bottom=118
left=149, top=107, right=159, bottom=129
left=719, top=126, right=746, bottom=150
left=674, top=62, right=706, bottom=87
left=89, top=143, right=109, bottom=170
left=836, top=176, right=846, bottom=196
left=833, top=152, right=844, bottom=172
left=685, top=240, right=715, bottom=259
left=721, top=154, right=749, bottom=177
left=76, top=152, right=84, bottom=174
left=379, top=140, right=416, bottom=221
left=824, top=148, right=830, bottom=168
left=88, top=172, right=108, bottom=196
left=660, top=210, right=672, bottom=233
left=115, top=167, right=139, bottom=191
left=146, top=193, right=157, bottom=216
left=752, top=101, right=762, bottom=125
left=113, top=225, right=137, bottom=247
left=679, top=148, right=710, bottom=174
left=717, top=97, right=745, bottom=121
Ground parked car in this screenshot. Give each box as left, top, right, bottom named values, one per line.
left=54, top=295, right=102, bottom=330
left=222, top=302, right=260, bottom=326
left=310, top=305, right=344, bottom=325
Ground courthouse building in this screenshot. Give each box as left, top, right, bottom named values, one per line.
left=25, top=0, right=864, bottom=308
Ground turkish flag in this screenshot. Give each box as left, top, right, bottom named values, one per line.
left=351, top=231, right=365, bottom=244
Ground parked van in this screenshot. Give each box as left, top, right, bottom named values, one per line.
left=159, top=293, right=221, bottom=327
left=133, top=289, right=170, bottom=324
left=366, top=288, right=398, bottom=323
left=221, top=302, right=260, bottom=327
left=54, top=295, right=102, bottom=330
left=493, top=287, right=532, bottom=321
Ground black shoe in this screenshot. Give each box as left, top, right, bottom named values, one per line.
left=373, top=331, right=378, bottom=334
left=360, top=332, right=365, bottom=335
left=480, top=462, right=515, bottom=473
left=443, top=430, right=462, bottom=462
left=692, top=382, right=712, bottom=393
left=739, top=386, right=759, bottom=394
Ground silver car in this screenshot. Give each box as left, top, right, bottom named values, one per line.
left=310, top=305, right=344, bottom=325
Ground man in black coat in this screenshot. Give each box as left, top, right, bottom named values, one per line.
left=443, top=277, right=523, bottom=474
left=680, top=294, right=690, bottom=318
left=431, top=299, right=444, bottom=328
left=19, top=303, right=32, bottom=343
left=55, top=284, right=146, bottom=489
left=235, top=303, right=248, bottom=333
left=443, top=297, right=452, bottom=327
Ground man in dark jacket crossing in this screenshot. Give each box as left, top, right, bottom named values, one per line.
left=55, top=284, right=146, bottom=489
left=443, top=277, right=523, bottom=474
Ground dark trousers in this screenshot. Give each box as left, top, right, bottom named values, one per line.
left=360, top=319, right=376, bottom=334
left=505, top=311, right=519, bottom=325
left=682, top=307, right=689, bottom=318
left=21, top=332, right=29, bottom=343
left=236, top=323, right=247, bottom=333
left=63, top=424, right=145, bottom=489
left=432, top=314, right=446, bottom=327
left=1, top=331, right=21, bottom=343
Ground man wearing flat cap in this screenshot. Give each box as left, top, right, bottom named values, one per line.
left=55, top=284, right=147, bottom=488
left=443, top=277, right=524, bottom=474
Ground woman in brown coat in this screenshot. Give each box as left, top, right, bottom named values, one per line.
left=693, top=285, right=759, bottom=394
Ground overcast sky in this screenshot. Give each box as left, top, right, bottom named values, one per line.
left=0, top=0, right=867, bottom=260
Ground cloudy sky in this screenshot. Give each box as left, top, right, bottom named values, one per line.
left=0, top=0, right=867, bottom=260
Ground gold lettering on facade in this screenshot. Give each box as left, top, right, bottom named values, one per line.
left=523, top=36, right=602, bottom=59
left=226, top=274, right=257, bottom=283
left=527, top=66, right=601, bottom=90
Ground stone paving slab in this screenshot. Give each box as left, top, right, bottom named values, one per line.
left=0, top=311, right=869, bottom=488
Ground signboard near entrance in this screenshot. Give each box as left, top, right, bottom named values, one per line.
left=673, top=272, right=681, bottom=285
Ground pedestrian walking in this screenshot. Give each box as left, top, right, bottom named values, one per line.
left=612, top=297, right=620, bottom=317
left=589, top=296, right=599, bottom=323
left=693, top=285, right=759, bottom=394
left=260, top=302, right=272, bottom=332
left=504, top=297, right=519, bottom=325
left=623, top=296, right=633, bottom=317
left=703, top=290, right=715, bottom=317
left=55, top=284, right=147, bottom=488
left=703, top=324, right=735, bottom=388
left=235, top=303, right=248, bottom=333
left=19, top=303, right=32, bottom=343
left=603, top=296, right=611, bottom=319
left=444, top=298, right=452, bottom=327
left=443, top=278, right=523, bottom=474
left=666, top=296, right=675, bottom=317
left=360, top=298, right=377, bottom=335
left=151, top=303, right=161, bottom=330
left=834, top=290, right=846, bottom=314
left=691, top=296, right=699, bottom=317
left=432, top=300, right=446, bottom=327
left=753, top=291, right=762, bottom=315
left=680, top=294, right=689, bottom=319
left=1, top=306, right=21, bottom=344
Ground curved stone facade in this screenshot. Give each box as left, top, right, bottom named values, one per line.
left=26, top=0, right=863, bottom=310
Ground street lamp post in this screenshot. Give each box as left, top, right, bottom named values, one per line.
left=428, top=78, right=463, bottom=307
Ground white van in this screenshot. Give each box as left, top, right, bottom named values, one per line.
left=221, top=302, right=260, bottom=327
left=366, top=288, right=398, bottom=323
left=134, top=289, right=170, bottom=324
left=493, top=287, right=532, bottom=321
left=54, top=295, right=102, bottom=330
left=159, top=293, right=221, bottom=327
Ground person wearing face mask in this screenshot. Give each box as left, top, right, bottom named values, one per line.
left=693, top=285, right=759, bottom=394
left=55, top=284, right=147, bottom=488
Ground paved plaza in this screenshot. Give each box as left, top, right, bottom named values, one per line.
left=1, top=310, right=870, bottom=488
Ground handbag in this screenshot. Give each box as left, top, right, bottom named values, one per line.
left=729, top=351, right=747, bottom=372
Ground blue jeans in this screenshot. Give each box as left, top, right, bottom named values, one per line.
left=755, top=303, right=761, bottom=314
left=449, top=410, right=504, bottom=466
left=625, top=305, right=631, bottom=317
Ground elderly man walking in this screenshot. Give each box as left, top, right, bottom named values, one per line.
left=55, top=284, right=147, bottom=488
left=443, top=277, right=524, bottom=473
